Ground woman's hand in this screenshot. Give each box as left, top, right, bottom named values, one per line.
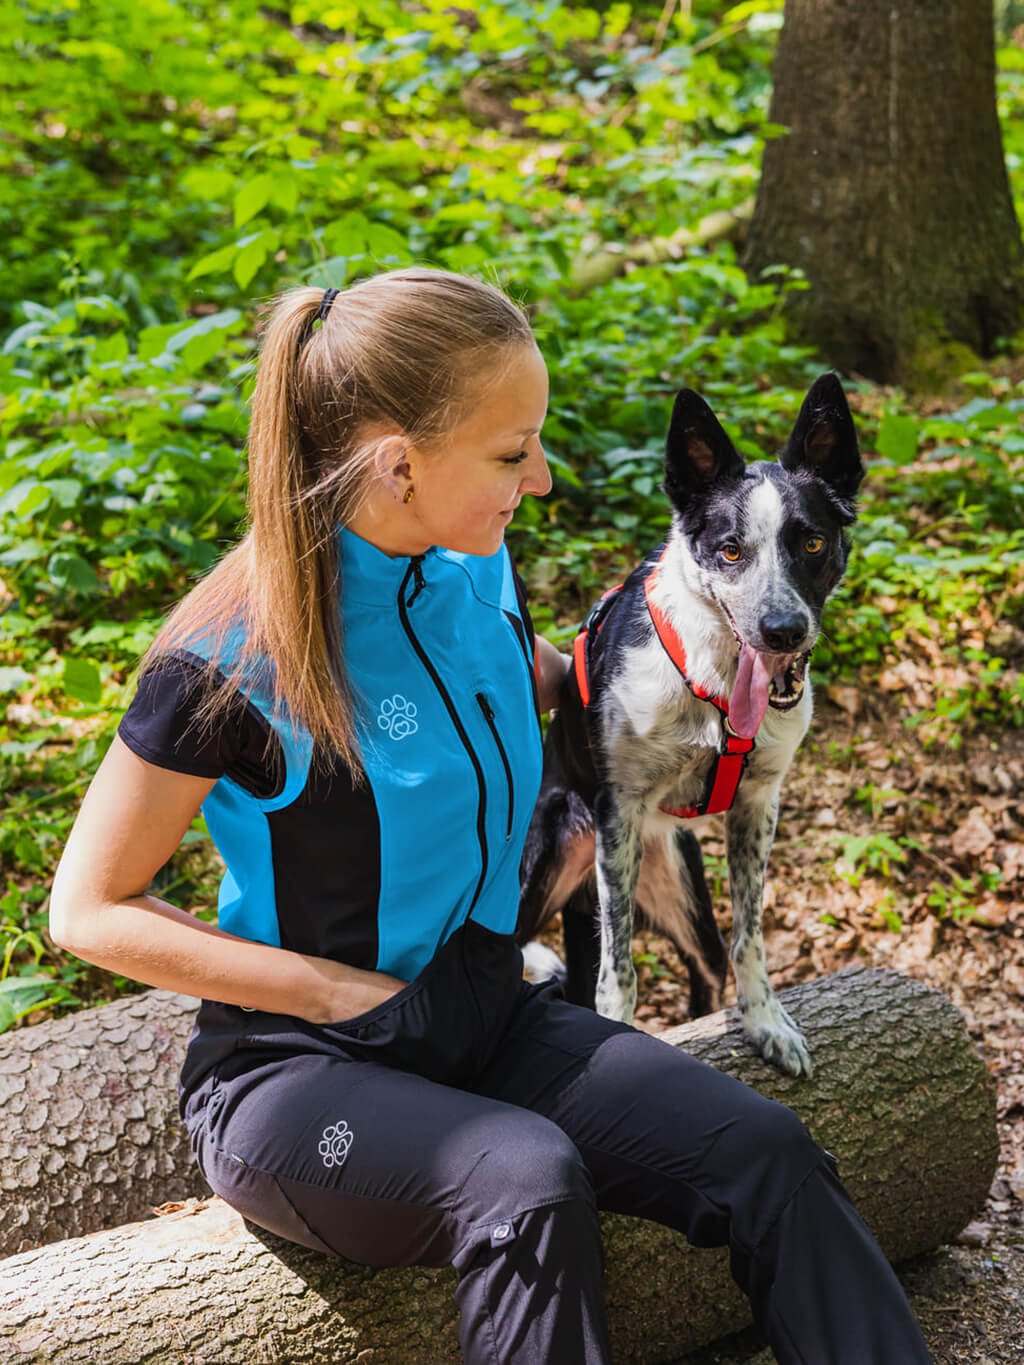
left=309, top=958, right=408, bottom=1025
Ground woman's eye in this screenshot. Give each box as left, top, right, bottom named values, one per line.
left=804, top=535, right=825, bottom=555
left=720, top=544, right=742, bottom=563
left=502, top=450, right=529, bottom=465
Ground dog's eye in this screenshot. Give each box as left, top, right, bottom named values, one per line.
left=804, top=535, right=825, bottom=555
left=720, top=544, right=742, bottom=563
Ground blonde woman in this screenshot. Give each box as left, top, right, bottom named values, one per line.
left=50, top=268, right=932, bottom=1364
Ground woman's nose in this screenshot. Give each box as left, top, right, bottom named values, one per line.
left=520, top=442, right=553, bottom=497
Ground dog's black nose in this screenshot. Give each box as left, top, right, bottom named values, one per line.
left=760, top=614, right=808, bottom=652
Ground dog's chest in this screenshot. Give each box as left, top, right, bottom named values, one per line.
left=607, top=704, right=722, bottom=805
left=607, top=689, right=807, bottom=811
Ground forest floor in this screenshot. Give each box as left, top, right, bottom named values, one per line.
left=607, top=695, right=1023, bottom=1365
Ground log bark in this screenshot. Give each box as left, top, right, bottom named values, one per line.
left=0, top=989, right=200, bottom=1257
left=743, top=0, right=1024, bottom=386
left=0, top=967, right=998, bottom=1363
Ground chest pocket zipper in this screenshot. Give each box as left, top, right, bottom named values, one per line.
left=476, top=693, right=514, bottom=841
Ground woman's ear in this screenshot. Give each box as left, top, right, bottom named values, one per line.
left=372, top=435, right=413, bottom=500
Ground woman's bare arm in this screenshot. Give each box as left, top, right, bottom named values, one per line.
left=535, top=635, right=572, bottom=713
left=48, top=735, right=405, bottom=1024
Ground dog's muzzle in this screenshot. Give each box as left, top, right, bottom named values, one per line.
left=767, top=652, right=809, bottom=710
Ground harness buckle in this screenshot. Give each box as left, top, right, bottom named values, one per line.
left=721, top=715, right=755, bottom=755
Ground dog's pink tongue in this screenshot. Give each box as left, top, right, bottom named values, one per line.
left=729, top=643, right=772, bottom=738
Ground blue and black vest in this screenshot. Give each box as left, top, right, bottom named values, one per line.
left=117, top=526, right=543, bottom=983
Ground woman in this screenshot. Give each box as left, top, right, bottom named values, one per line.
left=49, top=267, right=932, bottom=1363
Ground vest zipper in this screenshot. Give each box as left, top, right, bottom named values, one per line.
left=476, top=693, right=514, bottom=841
left=397, top=557, right=489, bottom=914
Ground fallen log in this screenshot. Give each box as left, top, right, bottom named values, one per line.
left=0, top=989, right=200, bottom=1257
left=0, top=968, right=998, bottom=1363
left=567, top=197, right=755, bottom=295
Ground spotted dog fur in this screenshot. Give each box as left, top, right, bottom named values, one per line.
left=518, top=374, right=864, bottom=1077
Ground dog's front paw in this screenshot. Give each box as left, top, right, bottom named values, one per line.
left=595, top=966, right=637, bottom=1024
left=742, top=997, right=812, bottom=1078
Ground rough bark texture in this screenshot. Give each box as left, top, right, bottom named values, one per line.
left=0, top=989, right=200, bottom=1257
left=0, top=968, right=998, bottom=1363
left=743, top=0, right=1024, bottom=385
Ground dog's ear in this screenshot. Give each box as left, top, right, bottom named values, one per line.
left=664, top=389, right=744, bottom=507
left=779, top=373, right=864, bottom=503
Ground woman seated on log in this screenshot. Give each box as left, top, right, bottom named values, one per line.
left=49, top=267, right=932, bottom=1364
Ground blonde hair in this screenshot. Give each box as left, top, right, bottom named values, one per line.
left=132, top=266, right=537, bottom=780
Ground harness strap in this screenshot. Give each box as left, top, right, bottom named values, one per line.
left=572, top=548, right=756, bottom=820
left=572, top=584, right=623, bottom=708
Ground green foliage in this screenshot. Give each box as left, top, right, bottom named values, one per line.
left=835, top=832, right=911, bottom=888
left=0, top=0, right=1022, bottom=1026
left=925, top=871, right=1004, bottom=925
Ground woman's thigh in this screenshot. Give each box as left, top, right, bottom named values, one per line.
left=190, top=1046, right=592, bottom=1267
left=475, top=981, right=825, bottom=1255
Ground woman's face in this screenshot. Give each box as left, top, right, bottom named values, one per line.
left=407, top=344, right=552, bottom=557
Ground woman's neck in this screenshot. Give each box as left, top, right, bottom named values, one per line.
left=345, top=492, right=432, bottom=560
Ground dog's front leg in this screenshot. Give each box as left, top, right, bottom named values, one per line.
left=725, top=788, right=812, bottom=1077
left=593, top=784, right=644, bottom=1023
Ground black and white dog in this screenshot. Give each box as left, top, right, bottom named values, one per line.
left=518, top=374, right=863, bottom=1077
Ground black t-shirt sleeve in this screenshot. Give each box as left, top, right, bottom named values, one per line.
left=117, top=651, right=282, bottom=797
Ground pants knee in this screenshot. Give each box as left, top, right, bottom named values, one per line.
left=456, top=1112, right=593, bottom=1228
left=728, top=1098, right=828, bottom=1249
left=747, top=1097, right=822, bottom=1170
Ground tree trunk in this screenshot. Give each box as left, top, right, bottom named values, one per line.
left=0, top=968, right=997, bottom=1363
left=0, top=989, right=200, bottom=1257
left=743, top=0, right=1024, bottom=386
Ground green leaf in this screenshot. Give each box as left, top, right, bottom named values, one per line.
left=14, top=483, right=51, bottom=519
left=323, top=212, right=371, bottom=257
left=876, top=412, right=920, bottom=464
left=63, top=656, right=103, bottom=704
left=2, top=320, right=48, bottom=354
left=270, top=175, right=300, bottom=215
left=234, top=174, right=274, bottom=229
left=233, top=237, right=268, bottom=289
left=48, top=553, right=99, bottom=595
left=138, top=322, right=182, bottom=362
left=180, top=167, right=236, bottom=202
left=182, top=330, right=228, bottom=372
left=365, top=221, right=409, bottom=260
left=165, top=310, right=244, bottom=356
left=188, top=243, right=238, bottom=282
left=92, top=331, right=129, bottom=364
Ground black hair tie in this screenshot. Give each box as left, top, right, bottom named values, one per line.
left=318, top=287, right=340, bottom=321
left=296, top=287, right=340, bottom=359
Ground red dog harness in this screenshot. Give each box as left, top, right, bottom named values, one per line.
left=573, top=546, right=756, bottom=820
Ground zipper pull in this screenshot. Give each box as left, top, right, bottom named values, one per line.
left=406, top=555, right=427, bottom=607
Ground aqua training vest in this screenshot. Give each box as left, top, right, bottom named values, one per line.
left=116, top=526, right=543, bottom=983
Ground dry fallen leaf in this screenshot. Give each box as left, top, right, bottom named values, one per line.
left=995, top=842, right=1024, bottom=881
left=825, top=684, right=860, bottom=717
left=951, top=807, right=997, bottom=860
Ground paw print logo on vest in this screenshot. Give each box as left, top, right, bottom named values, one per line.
left=378, top=694, right=418, bottom=741
left=319, top=1120, right=353, bottom=1170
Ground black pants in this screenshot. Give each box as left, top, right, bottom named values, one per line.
left=179, top=921, right=933, bottom=1364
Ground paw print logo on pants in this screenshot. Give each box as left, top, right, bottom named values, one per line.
left=319, top=1120, right=353, bottom=1169
left=378, top=694, right=418, bottom=740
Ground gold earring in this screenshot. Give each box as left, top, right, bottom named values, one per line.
left=403, top=485, right=415, bottom=504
